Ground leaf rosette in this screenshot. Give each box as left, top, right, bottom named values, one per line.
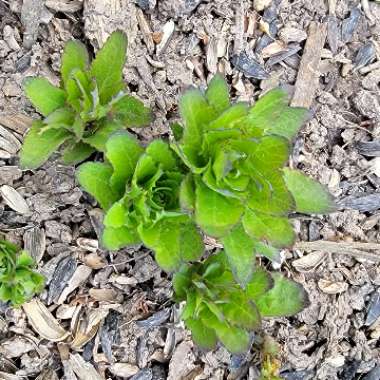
left=20, top=31, right=151, bottom=169
left=0, top=240, right=45, bottom=306
left=173, top=75, right=335, bottom=285
left=77, top=132, right=204, bottom=271
left=174, top=252, right=308, bottom=353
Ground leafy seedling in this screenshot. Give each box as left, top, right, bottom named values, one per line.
left=174, top=252, right=308, bottom=353
left=77, top=132, right=204, bottom=271
left=173, top=75, right=336, bottom=285
left=20, top=31, right=151, bottom=169
left=0, top=239, right=45, bottom=306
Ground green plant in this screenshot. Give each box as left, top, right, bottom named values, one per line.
left=20, top=31, right=151, bottom=169
left=172, top=75, right=335, bottom=285
left=173, top=252, right=307, bottom=353
left=0, top=239, right=45, bottom=306
left=77, top=132, right=204, bottom=270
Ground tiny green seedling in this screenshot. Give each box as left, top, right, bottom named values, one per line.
left=77, top=132, right=204, bottom=271
left=173, top=252, right=307, bottom=353
left=0, top=239, right=45, bottom=306
left=20, top=31, right=151, bottom=169
left=173, top=75, right=336, bottom=286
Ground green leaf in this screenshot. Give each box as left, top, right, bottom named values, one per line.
left=106, top=132, right=143, bottom=195
left=185, top=318, right=217, bottom=350
left=255, top=273, right=308, bottom=317
left=254, top=242, right=280, bottom=263
left=44, top=107, right=75, bottom=128
left=146, top=140, right=177, bottom=171
left=76, top=162, right=121, bottom=210
left=247, top=88, right=307, bottom=140
left=61, top=40, right=89, bottom=86
left=246, top=268, right=273, bottom=302
left=62, top=141, right=95, bottom=165
left=111, top=94, right=151, bottom=127
left=91, top=31, right=128, bottom=104
left=248, top=171, right=295, bottom=215
left=242, top=209, right=295, bottom=248
left=16, top=251, right=34, bottom=267
left=222, top=224, right=256, bottom=286
left=206, top=103, right=248, bottom=131
left=221, top=291, right=261, bottom=330
left=282, top=168, right=336, bottom=214
left=180, top=174, right=196, bottom=211
left=20, top=121, right=71, bottom=169
left=23, top=77, right=66, bottom=116
left=84, top=121, right=123, bottom=151
left=205, top=74, right=230, bottom=114
left=202, top=309, right=250, bottom=353
left=103, top=200, right=129, bottom=228
left=138, top=217, right=204, bottom=271
left=195, top=180, right=244, bottom=237
left=102, top=226, right=140, bottom=250
left=173, top=266, right=192, bottom=300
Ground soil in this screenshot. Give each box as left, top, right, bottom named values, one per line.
left=1, top=0, right=380, bottom=379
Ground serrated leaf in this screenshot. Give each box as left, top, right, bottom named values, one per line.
left=102, top=226, right=140, bottom=250
left=24, top=77, right=66, bottom=116
left=62, top=141, right=95, bottom=165
left=111, top=94, right=151, bottom=127
left=20, top=121, right=71, bottom=169
left=195, top=180, right=244, bottom=237
left=246, top=268, right=273, bottom=302
left=282, top=168, right=336, bottom=214
left=91, top=31, right=128, bottom=104
left=84, top=121, right=122, bottom=151
left=138, top=217, right=204, bottom=271
left=186, top=318, right=217, bottom=350
left=146, top=140, right=177, bottom=171
left=242, top=209, right=295, bottom=248
left=16, top=251, right=35, bottom=267
left=256, top=273, right=308, bottom=317
left=248, top=171, right=295, bottom=215
left=205, top=74, right=230, bottom=114
left=76, top=162, right=120, bottom=210
left=222, top=224, right=256, bottom=286
left=61, top=40, right=89, bottom=86
left=248, top=88, right=307, bottom=140
left=106, top=132, right=143, bottom=195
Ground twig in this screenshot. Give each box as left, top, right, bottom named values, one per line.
left=291, top=22, right=327, bottom=109
left=295, top=240, right=380, bottom=262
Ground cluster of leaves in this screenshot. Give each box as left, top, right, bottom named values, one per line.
left=0, top=240, right=45, bottom=306
left=173, top=75, right=336, bottom=286
left=19, top=31, right=335, bottom=355
left=173, top=252, right=307, bottom=353
left=20, top=31, right=151, bottom=169
left=77, top=132, right=204, bottom=271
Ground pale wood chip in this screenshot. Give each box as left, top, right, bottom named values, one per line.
left=0, top=185, right=30, bottom=215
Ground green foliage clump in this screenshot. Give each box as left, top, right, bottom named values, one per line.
left=20, top=31, right=151, bottom=169
left=172, top=75, right=336, bottom=285
left=0, top=240, right=45, bottom=306
left=77, top=132, right=204, bottom=271
left=173, top=252, right=307, bottom=353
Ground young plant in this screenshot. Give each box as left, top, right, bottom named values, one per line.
left=76, top=132, right=204, bottom=271
left=173, top=252, right=307, bottom=353
left=173, top=75, right=336, bottom=285
left=20, top=31, right=151, bottom=169
left=0, top=239, right=45, bottom=306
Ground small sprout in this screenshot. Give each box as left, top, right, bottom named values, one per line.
left=20, top=31, right=151, bottom=169
left=0, top=239, right=45, bottom=306
left=173, top=252, right=308, bottom=353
